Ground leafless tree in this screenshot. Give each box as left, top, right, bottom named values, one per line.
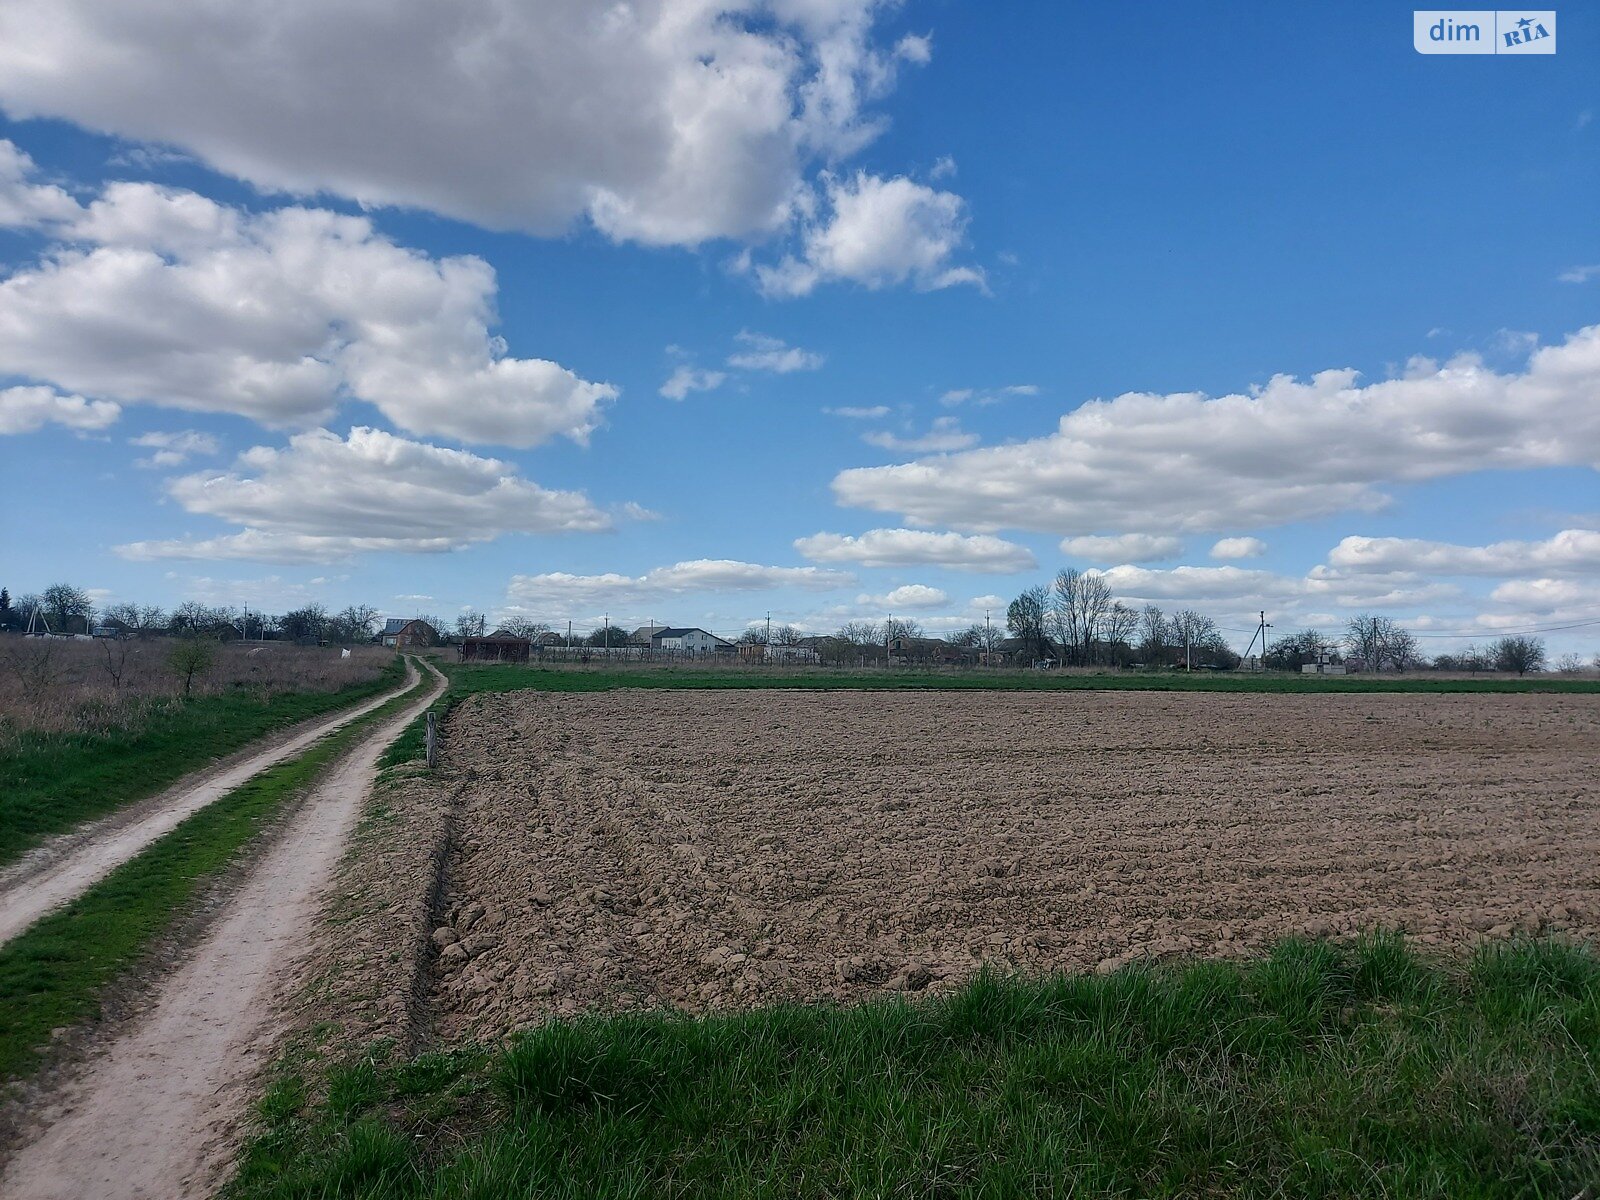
left=330, top=604, right=381, bottom=644
left=1137, top=604, right=1169, bottom=664
left=99, top=633, right=135, bottom=689
left=498, top=617, right=550, bottom=640
left=1170, top=609, right=1223, bottom=669
left=102, top=602, right=168, bottom=637
left=1492, top=635, right=1545, bottom=676
left=1554, top=652, right=1585, bottom=674
left=4, top=637, right=63, bottom=695
left=884, top=617, right=924, bottom=641
left=1386, top=627, right=1422, bottom=672
left=1103, top=601, right=1138, bottom=664
left=1007, top=585, right=1052, bottom=664
left=1344, top=613, right=1397, bottom=671
left=455, top=610, right=488, bottom=639
left=772, top=624, right=803, bottom=646
left=1050, top=569, right=1113, bottom=665
left=834, top=620, right=881, bottom=645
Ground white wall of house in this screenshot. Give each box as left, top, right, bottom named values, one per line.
left=655, top=629, right=729, bottom=653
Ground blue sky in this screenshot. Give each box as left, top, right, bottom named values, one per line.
left=0, top=2, right=1596, bottom=653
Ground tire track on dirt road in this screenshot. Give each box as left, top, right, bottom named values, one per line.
left=0, top=657, right=422, bottom=948
left=0, top=661, right=446, bottom=1200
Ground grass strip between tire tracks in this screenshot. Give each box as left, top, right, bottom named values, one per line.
left=235, top=935, right=1600, bottom=1198
left=0, top=662, right=433, bottom=1085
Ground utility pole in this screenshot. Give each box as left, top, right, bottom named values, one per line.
left=603, top=612, right=609, bottom=655
left=984, top=608, right=991, bottom=667
left=885, top=613, right=892, bottom=669
left=1184, top=624, right=1191, bottom=672
left=1258, top=610, right=1272, bottom=668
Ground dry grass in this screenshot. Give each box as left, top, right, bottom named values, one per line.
left=0, top=636, right=389, bottom=750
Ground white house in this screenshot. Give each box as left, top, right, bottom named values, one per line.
left=650, top=627, right=733, bottom=654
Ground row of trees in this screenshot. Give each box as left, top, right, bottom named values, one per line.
left=1003, top=570, right=1237, bottom=669
left=1263, top=614, right=1564, bottom=676
left=0, top=585, right=390, bottom=646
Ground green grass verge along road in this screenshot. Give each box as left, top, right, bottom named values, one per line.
left=234, top=937, right=1599, bottom=1199
left=0, top=666, right=431, bottom=1086
left=0, top=654, right=406, bottom=869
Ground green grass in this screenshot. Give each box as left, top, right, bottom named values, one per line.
left=0, top=666, right=431, bottom=1085
left=0, top=653, right=406, bottom=868
left=233, top=936, right=1600, bottom=1198
left=444, top=661, right=1600, bottom=699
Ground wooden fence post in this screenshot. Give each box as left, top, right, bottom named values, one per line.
left=425, top=710, right=437, bottom=769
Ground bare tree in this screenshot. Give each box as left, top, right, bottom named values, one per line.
left=884, top=617, right=923, bottom=642
left=1554, top=652, right=1585, bottom=674
left=330, top=604, right=381, bottom=644
left=498, top=617, right=550, bottom=640
left=835, top=620, right=881, bottom=645
left=1137, top=604, right=1169, bottom=665
left=1492, top=635, right=1546, bottom=676
left=1170, top=609, right=1225, bottom=670
left=4, top=637, right=63, bottom=694
left=772, top=624, right=803, bottom=646
left=99, top=633, right=135, bottom=689
left=42, top=582, right=93, bottom=635
left=1386, top=627, right=1422, bottom=672
left=102, top=602, right=167, bottom=637
left=456, top=610, right=488, bottom=639
left=1102, top=601, right=1138, bottom=665
left=1007, top=585, right=1052, bottom=664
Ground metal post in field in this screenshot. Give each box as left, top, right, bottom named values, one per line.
left=425, top=709, right=437, bottom=768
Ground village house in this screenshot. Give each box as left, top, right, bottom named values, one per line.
left=650, top=627, right=734, bottom=655
left=380, top=618, right=438, bottom=648
left=888, top=635, right=970, bottom=666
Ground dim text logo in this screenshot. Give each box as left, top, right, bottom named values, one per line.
left=1414, top=10, right=1556, bottom=53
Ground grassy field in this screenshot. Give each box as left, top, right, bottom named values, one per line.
left=0, top=665, right=431, bottom=1085
left=444, top=661, right=1600, bottom=698
left=233, top=936, right=1599, bottom=1198
left=0, top=652, right=404, bottom=868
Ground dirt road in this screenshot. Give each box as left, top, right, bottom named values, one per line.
left=0, top=657, right=421, bottom=947
left=0, top=661, right=445, bottom=1200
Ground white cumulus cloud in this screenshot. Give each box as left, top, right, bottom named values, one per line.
left=1061, top=533, right=1183, bottom=562
left=726, top=330, right=824, bottom=373
left=755, top=171, right=983, bottom=297
left=506, top=559, right=854, bottom=613
left=0, top=1, right=941, bottom=249
left=659, top=366, right=728, bottom=400
left=1211, top=536, right=1267, bottom=560
left=115, top=426, right=611, bottom=563
left=0, top=158, right=615, bottom=446
left=832, top=325, right=1600, bottom=534
left=795, top=528, right=1036, bottom=572
left=0, top=384, right=118, bottom=434
left=857, top=583, right=947, bottom=609
left=862, top=416, right=976, bottom=453
left=130, top=428, right=219, bottom=468
left=1328, top=530, right=1600, bottom=577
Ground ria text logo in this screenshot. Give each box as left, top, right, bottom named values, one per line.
left=1414, top=10, right=1556, bottom=53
